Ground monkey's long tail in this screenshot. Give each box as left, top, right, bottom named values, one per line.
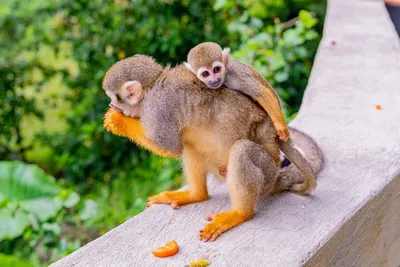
left=276, top=127, right=324, bottom=195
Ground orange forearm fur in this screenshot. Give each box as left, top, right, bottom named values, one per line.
left=103, top=108, right=180, bottom=158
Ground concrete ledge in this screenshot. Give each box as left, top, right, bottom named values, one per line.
left=52, top=0, right=400, bottom=266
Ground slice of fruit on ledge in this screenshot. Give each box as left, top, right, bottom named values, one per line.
left=152, top=240, right=179, bottom=258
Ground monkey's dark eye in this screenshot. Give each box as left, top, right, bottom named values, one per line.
left=202, top=71, right=209, bottom=77
left=213, top=67, right=220, bottom=73
left=116, top=94, right=122, bottom=102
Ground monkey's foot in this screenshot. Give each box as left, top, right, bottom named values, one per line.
left=199, top=210, right=252, bottom=242
left=146, top=191, right=209, bottom=208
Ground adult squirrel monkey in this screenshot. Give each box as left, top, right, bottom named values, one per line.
left=185, top=42, right=290, bottom=141
left=103, top=55, right=323, bottom=242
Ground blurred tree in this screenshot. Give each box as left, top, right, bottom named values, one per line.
left=0, top=0, right=231, bottom=183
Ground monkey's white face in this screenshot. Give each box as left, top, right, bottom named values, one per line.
left=106, top=80, right=143, bottom=118
left=196, top=61, right=226, bottom=89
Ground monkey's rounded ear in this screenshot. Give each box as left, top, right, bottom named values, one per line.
left=222, top=48, right=230, bottom=67
left=184, top=62, right=197, bottom=75
left=121, top=81, right=143, bottom=104
left=122, top=81, right=140, bottom=93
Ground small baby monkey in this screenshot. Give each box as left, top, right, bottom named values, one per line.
left=185, top=42, right=290, bottom=141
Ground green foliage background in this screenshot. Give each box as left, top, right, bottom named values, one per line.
left=0, top=0, right=326, bottom=265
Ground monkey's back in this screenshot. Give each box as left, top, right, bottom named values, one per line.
left=145, top=65, right=278, bottom=167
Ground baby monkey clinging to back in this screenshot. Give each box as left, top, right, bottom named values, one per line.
left=185, top=42, right=289, bottom=141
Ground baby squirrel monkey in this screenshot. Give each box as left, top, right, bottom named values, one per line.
left=185, top=42, right=290, bottom=141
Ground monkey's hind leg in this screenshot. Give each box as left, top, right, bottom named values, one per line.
left=199, top=140, right=278, bottom=242
left=147, top=145, right=209, bottom=208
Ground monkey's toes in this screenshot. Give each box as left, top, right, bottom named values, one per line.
left=147, top=191, right=174, bottom=206
left=199, top=223, right=223, bottom=242
left=199, top=211, right=250, bottom=242
left=171, top=202, right=180, bottom=210
left=146, top=190, right=203, bottom=208
left=205, top=212, right=215, bottom=221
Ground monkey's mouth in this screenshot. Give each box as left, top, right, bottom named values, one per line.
left=109, top=103, right=123, bottom=113
left=208, top=81, right=223, bottom=89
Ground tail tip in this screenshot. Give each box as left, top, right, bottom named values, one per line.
left=289, top=177, right=317, bottom=195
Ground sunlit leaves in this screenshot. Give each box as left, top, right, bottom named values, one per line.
left=78, top=200, right=98, bottom=221
left=0, top=209, right=30, bottom=241
left=231, top=10, right=320, bottom=118
left=0, top=254, right=32, bottom=267
left=299, top=9, right=317, bottom=28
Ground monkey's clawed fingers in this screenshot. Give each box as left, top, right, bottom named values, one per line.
left=205, top=212, right=215, bottom=221
left=103, top=108, right=123, bottom=134
left=199, top=211, right=250, bottom=242
left=277, top=126, right=290, bottom=142
left=146, top=191, right=207, bottom=208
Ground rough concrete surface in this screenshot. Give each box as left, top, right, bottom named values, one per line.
left=52, top=0, right=400, bottom=266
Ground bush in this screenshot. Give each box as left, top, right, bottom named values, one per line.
left=0, top=161, right=95, bottom=264
left=0, top=0, right=230, bottom=183
left=230, top=10, right=320, bottom=117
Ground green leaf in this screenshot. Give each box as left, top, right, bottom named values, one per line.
left=0, top=196, right=8, bottom=209
left=268, top=54, right=285, bottom=71
left=79, top=200, right=98, bottom=221
left=299, top=10, right=317, bottom=28
left=0, top=161, right=60, bottom=201
left=305, top=30, right=318, bottom=41
left=283, top=29, right=304, bottom=46
left=63, top=192, right=80, bottom=208
left=213, top=0, right=227, bottom=10
left=42, top=222, right=61, bottom=235
left=0, top=208, right=29, bottom=241
left=274, top=71, right=289, bottom=83
left=0, top=254, right=32, bottom=267
left=20, top=198, right=62, bottom=222
left=294, top=47, right=308, bottom=59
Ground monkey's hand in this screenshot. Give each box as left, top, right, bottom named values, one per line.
left=275, top=124, right=290, bottom=142
left=199, top=210, right=252, bottom=242
left=104, top=108, right=181, bottom=158
left=146, top=190, right=208, bottom=209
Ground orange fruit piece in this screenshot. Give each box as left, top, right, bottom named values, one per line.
left=152, top=240, right=179, bottom=258
left=376, top=105, right=381, bottom=110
